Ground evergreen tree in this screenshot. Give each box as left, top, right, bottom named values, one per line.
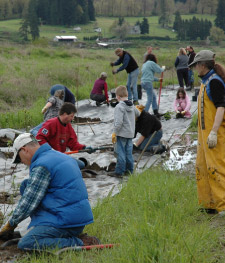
left=77, top=0, right=89, bottom=24
left=37, top=0, right=50, bottom=24
left=173, top=11, right=182, bottom=31
left=135, top=20, right=141, bottom=26
left=61, top=0, right=77, bottom=26
left=140, top=17, right=149, bottom=34
left=118, top=17, right=124, bottom=26
left=49, top=0, right=59, bottom=25
left=27, top=0, right=39, bottom=40
left=215, top=0, right=225, bottom=32
left=88, top=0, right=95, bottom=21
left=19, top=17, right=29, bottom=40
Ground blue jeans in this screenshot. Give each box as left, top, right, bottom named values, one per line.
left=127, top=68, right=139, bottom=101
left=141, top=82, right=158, bottom=112
left=18, top=225, right=85, bottom=250
left=19, top=180, right=85, bottom=250
left=30, top=122, right=44, bottom=137
left=115, top=137, right=133, bottom=174
left=138, top=130, right=163, bottom=152
left=188, top=69, right=194, bottom=84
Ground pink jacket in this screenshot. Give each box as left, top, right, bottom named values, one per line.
left=173, top=95, right=191, bottom=117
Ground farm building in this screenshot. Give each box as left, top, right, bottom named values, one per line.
left=53, top=36, right=78, bottom=42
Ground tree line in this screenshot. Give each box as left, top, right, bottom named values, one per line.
left=173, top=12, right=212, bottom=40
left=0, top=0, right=95, bottom=24
left=18, top=0, right=95, bottom=41
left=93, top=0, right=218, bottom=17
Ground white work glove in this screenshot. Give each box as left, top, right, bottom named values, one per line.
left=162, top=66, right=166, bottom=70
left=207, top=130, right=217, bottom=149
left=42, top=107, right=47, bottom=114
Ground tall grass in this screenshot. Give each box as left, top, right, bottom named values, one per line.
left=20, top=169, right=223, bottom=263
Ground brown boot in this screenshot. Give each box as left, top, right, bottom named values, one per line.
left=78, top=233, right=101, bottom=246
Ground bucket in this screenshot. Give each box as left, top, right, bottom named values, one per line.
left=192, top=95, right=197, bottom=102
left=137, top=84, right=142, bottom=100
left=111, top=89, right=116, bottom=98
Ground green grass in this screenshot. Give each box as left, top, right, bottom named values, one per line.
left=19, top=168, right=224, bottom=262
left=0, top=42, right=224, bottom=129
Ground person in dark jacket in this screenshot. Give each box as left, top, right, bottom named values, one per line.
left=175, top=48, right=190, bottom=90
left=50, top=84, right=76, bottom=104
left=186, top=46, right=196, bottom=90
left=90, top=72, right=109, bottom=106
left=133, top=105, right=166, bottom=153
left=0, top=133, right=100, bottom=250
left=110, top=48, right=139, bottom=105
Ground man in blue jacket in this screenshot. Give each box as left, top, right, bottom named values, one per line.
left=111, top=48, right=139, bottom=105
left=50, top=84, right=76, bottom=104
left=0, top=133, right=99, bottom=250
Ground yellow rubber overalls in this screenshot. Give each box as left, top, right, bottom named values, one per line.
left=196, top=78, right=225, bottom=212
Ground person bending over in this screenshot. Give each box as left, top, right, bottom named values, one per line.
left=0, top=133, right=100, bottom=250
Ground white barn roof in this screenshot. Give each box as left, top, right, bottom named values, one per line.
left=54, top=36, right=77, bottom=41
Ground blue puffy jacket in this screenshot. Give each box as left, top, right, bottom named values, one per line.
left=29, top=143, right=93, bottom=228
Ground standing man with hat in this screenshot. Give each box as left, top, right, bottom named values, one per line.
left=0, top=133, right=100, bottom=250
left=110, top=48, right=139, bottom=105
left=189, top=50, right=225, bottom=215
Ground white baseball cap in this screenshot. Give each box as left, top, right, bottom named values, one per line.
left=12, top=133, right=36, bottom=164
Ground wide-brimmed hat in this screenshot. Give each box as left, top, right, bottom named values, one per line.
left=115, top=48, right=123, bottom=55
left=12, top=133, right=36, bottom=163
left=189, top=50, right=215, bottom=67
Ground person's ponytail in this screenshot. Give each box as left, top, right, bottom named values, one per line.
left=214, top=63, right=225, bottom=83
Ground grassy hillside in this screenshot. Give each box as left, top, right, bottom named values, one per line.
left=0, top=14, right=216, bottom=42
left=0, top=14, right=223, bottom=129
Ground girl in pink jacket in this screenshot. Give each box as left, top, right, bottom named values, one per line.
left=173, top=87, right=191, bottom=118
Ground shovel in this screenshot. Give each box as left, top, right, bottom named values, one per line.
left=65, top=146, right=114, bottom=155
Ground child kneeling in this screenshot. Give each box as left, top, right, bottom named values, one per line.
left=173, top=87, right=191, bottom=118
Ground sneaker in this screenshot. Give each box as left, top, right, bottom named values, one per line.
left=133, top=100, right=139, bottom=105
left=124, top=170, right=132, bottom=176
left=150, top=145, right=166, bottom=154
left=185, top=86, right=191, bottom=91
left=107, top=171, right=123, bottom=178
left=78, top=233, right=101, bottom=246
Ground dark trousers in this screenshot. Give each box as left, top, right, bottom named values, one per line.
left=90, top=93, right=106, bottom=103
left=177, top=68, right=189, bottom=88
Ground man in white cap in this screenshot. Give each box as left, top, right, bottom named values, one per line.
left=0, top=133, right=100, bottom=250
left=90, top=72, right=109, bottom=106
left=190, top=50, right=225, bottom=215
